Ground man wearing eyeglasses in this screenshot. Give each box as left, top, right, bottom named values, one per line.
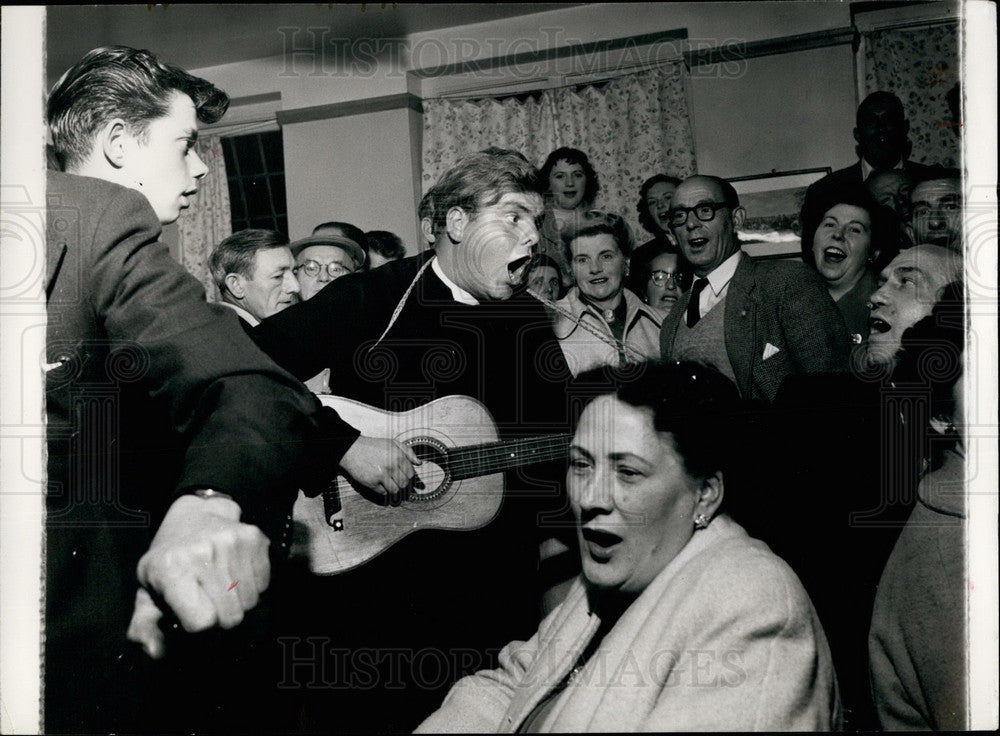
left=660, top=175, right=850, bottom=403
left=291, top=233, right=366, bottom=300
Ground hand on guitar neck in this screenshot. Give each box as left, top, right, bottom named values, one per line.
left=339, top=435, right=423, bottom=506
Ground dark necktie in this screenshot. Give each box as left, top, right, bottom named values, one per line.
left=686, top=278, right=708, bottom=328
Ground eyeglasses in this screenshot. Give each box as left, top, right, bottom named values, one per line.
left=650, top=270, right=690, bottom=289
left=668, top=202, right=729, bottom=228
left=294, top=260, right=354, bottom=278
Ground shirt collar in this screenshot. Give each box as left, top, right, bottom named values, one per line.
left=703, top=250, right=742, bottom=296
left=219, top=300, right=260, bottom=326
left=861, top=157, right=905, bottom=182
left=431, top=256, right=479, bottom=305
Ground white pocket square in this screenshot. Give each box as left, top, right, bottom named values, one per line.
left=762, top=342, right=781, bottom=361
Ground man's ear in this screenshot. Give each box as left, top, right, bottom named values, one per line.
left=731, top=205, right=747, bottom=230
left=695, top=471, right=724, bottom=522
left=853, top=127, right=860, bottom=145
left=100, top=118, right=130, bottom=169
left=224, top=273, right=246, bottom=299
left=421, top=217, right=436, bottom=245
left=904, top=221, right=916, bottom=244
left=445, top=206, right=468, bottom=243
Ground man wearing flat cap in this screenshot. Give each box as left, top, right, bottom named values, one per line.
left=291, top=232, right=366, bottom=301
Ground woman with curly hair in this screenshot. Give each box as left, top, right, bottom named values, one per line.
left=536, top=147, right=601, bottom=287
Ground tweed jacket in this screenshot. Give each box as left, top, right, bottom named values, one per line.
left=553, top=287, right=661, bottom=376
left=659, top=252, right=850, bottom=403
left=416, top=515, right=841, bottom=733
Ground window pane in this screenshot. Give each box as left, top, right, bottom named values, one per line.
left=260, top=131, right=285, bottom=172
left=250, top=215, right=274, bottom=230
left=271, top=174, right=287, bottom=215
left=275, top=215, right=288, bottom=237
left=243, top=176, right=271, bottom=216
left=232, top=135, right=264, bottom=175
left=227, top=180, right=246, bottom=220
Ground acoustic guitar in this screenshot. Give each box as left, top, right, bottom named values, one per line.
left=291, top=394, right=572, bottom=575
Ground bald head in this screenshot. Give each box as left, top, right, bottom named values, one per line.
left=670, top=176, right=745, bottom=277
left=865, top=244, right=962, bottom=368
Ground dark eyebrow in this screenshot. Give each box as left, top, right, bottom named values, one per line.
left=568, top=444, right=593, bottom=461
left=608, top=452, right=653, bottom=468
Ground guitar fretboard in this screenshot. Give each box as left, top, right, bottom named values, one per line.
left=448, top=434, right=573, bottom=480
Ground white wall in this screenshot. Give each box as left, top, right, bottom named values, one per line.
left=188, top=2, right=861, bottom=245
left=690, top=45, right=858, bottom=178
left=283, top=108, right=422, bottom=246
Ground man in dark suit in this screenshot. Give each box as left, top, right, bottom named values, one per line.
left=659, top=175, right=850, bottom=404
left=43, top=46, right=404, bottom=733
left=803, top=91, right=943, bottom=220
left=251, top=148, right=575, bottom=732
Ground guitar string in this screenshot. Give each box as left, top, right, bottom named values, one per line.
left=445, top=436, right=573, bottom=478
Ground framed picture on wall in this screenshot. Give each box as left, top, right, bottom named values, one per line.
left=728, top=168, right=831, bottom=260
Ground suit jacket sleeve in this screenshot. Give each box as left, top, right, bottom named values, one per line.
left=251, top=268, right=381, bottom=382
left=88, top=187, right=356, bottom=531
left=778, top=264, right=851, bottom=374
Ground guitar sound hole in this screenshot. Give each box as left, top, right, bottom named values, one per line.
left=406, top=438, right=451, bottom=503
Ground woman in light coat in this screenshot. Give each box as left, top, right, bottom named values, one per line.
left=552, top=210, right=661, bottom=377
left=417, top=362, right=841, bottom=733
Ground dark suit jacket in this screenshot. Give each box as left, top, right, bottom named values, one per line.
left=659, top=252, right=850, bottom=403
left=44, top=172, right=352, bottom=733
left=802, top=160, right=945, bottom=220
left=252, top=253, right=576, bottom=732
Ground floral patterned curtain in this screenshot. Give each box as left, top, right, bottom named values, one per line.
left=422, top=63, right=697, bottom=240
left=862, top=22, right=960, bottom=168
left=178, top=135, right=231, bottom=300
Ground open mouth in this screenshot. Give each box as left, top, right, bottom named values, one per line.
left=823, top=246, right=847, bottom=263
left=869, top=316, right=892, bottom=334
left=508, top=256, right=532, bottom=285
left=589, top=277, right=609, bottom=285
left=687, top=237, right=709, bottom=249
left=581, top=527, right=622, bottom=558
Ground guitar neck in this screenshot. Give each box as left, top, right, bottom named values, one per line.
left=447, top=434, right=573, bottom=480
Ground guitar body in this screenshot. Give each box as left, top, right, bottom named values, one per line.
left=291, top=395, right=503, bottom=575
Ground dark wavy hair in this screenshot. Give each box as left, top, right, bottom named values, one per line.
left=800, top=185, right=900, bottom=274
left=539, top=147, right=600, bottom=207
left=48, top=46, right=229, bottom=170
left=637, top=174, right=682, bottom=235
left=573, top=361, right=744, bottom=493
left=426, top=147, right=542, bottom=233
left=365, top=230, right=406, bottom=261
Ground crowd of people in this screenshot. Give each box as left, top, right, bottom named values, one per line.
left=43, top=44, right=971, bottom=734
